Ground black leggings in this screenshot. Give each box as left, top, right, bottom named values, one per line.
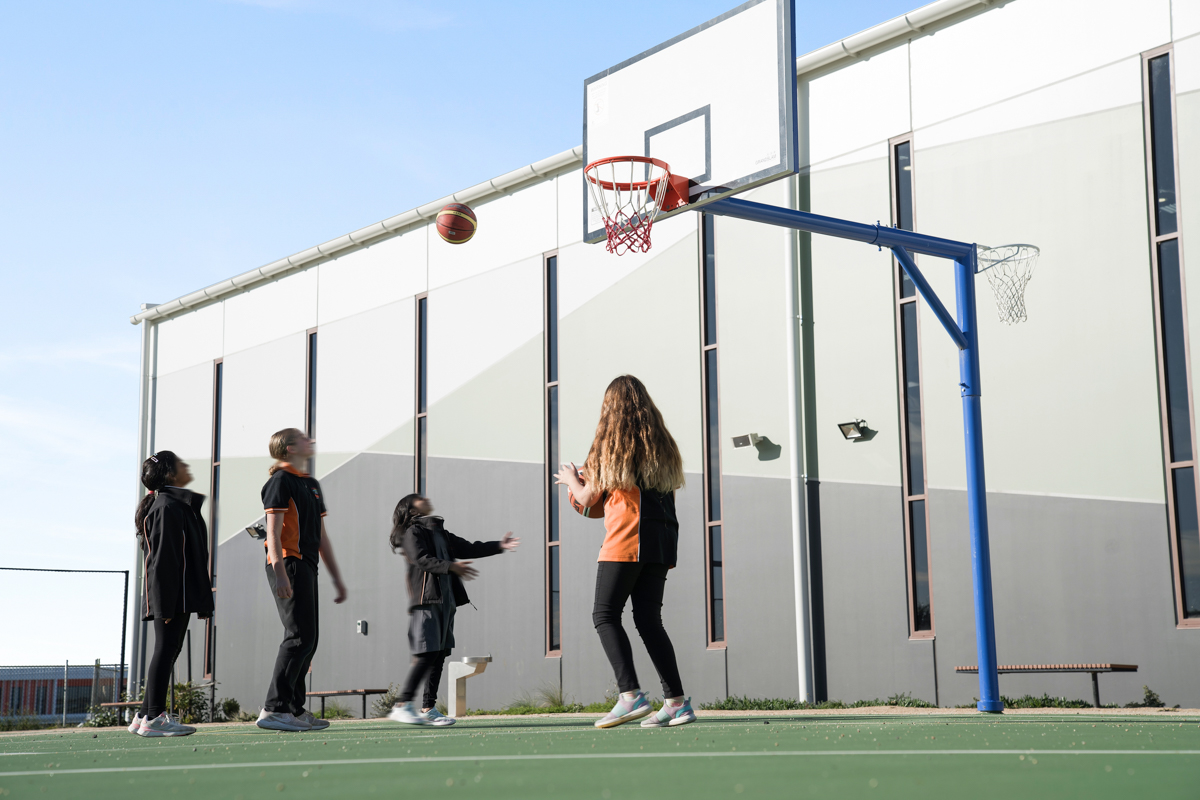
left=592, top=561, right=684, bottom=699
left=140, top=615, right=191, bottom=719
left=399, top=650, right=449, bottom=708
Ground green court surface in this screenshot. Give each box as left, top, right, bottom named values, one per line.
left=2, top=713, right=1198, bottom=799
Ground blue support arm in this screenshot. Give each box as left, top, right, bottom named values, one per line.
left=891, top=247, right=969, bottom=351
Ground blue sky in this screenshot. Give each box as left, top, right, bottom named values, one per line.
left=0, top=0, right=924, bottom=663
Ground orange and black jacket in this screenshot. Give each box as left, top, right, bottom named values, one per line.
left=400, top=516, right=503, bottom=612
left=569, top=483, right=679, bottom=566
left=140, top=486, right=215, bottom=621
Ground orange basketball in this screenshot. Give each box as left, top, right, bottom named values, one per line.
left=436, top=203, right=477, bottom=244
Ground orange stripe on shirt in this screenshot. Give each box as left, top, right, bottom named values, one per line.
left=597, top=487, right=641, bottom=562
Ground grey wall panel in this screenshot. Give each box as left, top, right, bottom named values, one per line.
left=423, top=456, right=559, bottom=711
left=927, top=488, right=1198, bottom=709
left=816, top=480, right=938, bottom=705
left=721, top=475, right=803, bottom=700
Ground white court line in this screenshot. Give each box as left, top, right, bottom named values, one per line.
left=0, top=753, right=37, bottom=756
left=2, top=748, right=1199, bottom=777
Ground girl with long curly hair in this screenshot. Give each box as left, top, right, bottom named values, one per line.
left=554, top=375, right=695, bottom=728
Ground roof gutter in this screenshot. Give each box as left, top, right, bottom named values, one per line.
left=130, top=0, right=998, bottom=325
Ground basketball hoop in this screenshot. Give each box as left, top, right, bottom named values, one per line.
left=585, top=156, right=690, bottom=255
left=977, top=244, right=1040, bottom=325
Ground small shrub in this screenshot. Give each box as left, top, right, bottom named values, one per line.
left=886, top=692, right=937, bottom=708
left=0, top=709, right=52, bottom=731
left=371, top=684, right=403, bottom=718
left=1125, top=686, right=1165, bottom=709
left=83, top=705, right=122, bottom=728
left=318, top=701, right=355, bottom=720
left=168, top=682, right=209, bottom=724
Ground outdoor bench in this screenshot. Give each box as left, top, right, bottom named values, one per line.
left=306, top=689, right=389, bottom=719
left=954, top=663, right=1138, bottom=708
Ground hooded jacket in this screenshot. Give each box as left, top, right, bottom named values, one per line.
left=400, top=516, right=503, bottom=612
left=140, top=485, right=215, bottom=621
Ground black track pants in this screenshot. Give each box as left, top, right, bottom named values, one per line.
left=592, top=561, right=684, bottom=698
left=140, top=614, right=191, bottom=720
left=264, top=557, right=320, bottom=716
left=398, top=649, right=449, bottom=708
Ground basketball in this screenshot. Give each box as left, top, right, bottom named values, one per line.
left=436, top=203, right=477, bottom=244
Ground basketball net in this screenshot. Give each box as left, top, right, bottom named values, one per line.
left=977, top=244, right=1040, bottom=325
left=585, top=156, right=678, bottom=256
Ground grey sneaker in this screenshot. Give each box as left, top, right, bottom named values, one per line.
left=640, top=697, right=696, bottom=727
left=420, top=707, right=456, bottom=727
left=126, top=711, right=143, bottom=734
left=296, top=710, right=330, bottom=730
left=387, top=702, right=429, bottom=725
left=137, top=712, right=196, bottom=737
left=256, top=709, right=311, bottom=732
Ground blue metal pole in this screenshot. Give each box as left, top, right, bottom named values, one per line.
left=955, top=250, right=1002, bottom=713
left=703, top=197, right=975, bottom=261
left=891, top=247, right=968, bottom=351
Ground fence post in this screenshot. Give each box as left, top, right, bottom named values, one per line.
left=90, top=659, right=101, bottom=713
left=62, top=661, right=68, bottom=727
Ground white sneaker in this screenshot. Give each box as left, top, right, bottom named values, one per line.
left=256, top=709, right=311, bottom=732
left=387, top=702, right=429, bottom=725
left=126, top=711, right=143, bottom=734
left=137, top=712, right=196, bottom=737
left=295, top=710, right=330, bottom=730
left=420, top=707, right=456, bottom=727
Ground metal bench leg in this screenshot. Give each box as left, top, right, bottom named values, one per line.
left=362, top=694, right=367, bottom=719
left=1091, top=672, right=1100, bottom=708
left=321, top=697, right=326, bottom=718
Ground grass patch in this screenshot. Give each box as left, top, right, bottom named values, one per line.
left=700, top=692, right=935, bottom=711
left=316, top=701, right=356, bottom=720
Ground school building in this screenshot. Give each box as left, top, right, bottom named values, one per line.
left=129, top=0, right=1200, bottom=712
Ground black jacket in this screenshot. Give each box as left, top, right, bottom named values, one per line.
left=401, top=516, right=503, bottom=612
left=140, top=486, right=215, bottom=621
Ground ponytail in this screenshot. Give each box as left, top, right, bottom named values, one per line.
left=134, top=451, right=179, bottom=543
left=268, top=428, right=304, bottom=475
left=389, top=493, right=424, bottom=554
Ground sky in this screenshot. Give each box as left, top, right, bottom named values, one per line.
left=0, top=0, right=926, bottom=665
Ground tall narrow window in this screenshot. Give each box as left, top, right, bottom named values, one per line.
left=700, top=214, right=726, bottom=647
left=890, top=135, right=934, bottom=638
left=204, top=358, right=223, bottom=679
left=544, top=253, right=562, bottom=655
left=1143, top=48, right=1200, bottom=625
left=415, top=296, right=428, bottom=495
left=305, top=329, right=317, bottom=476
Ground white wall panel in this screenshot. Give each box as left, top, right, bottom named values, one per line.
left=919, top=57, right=1141, bottom=150
left=911, top=0, right=1170, bottom=130
left=155, top=361, right=214, bottom=459
left=223, top=269, right=318, bottom=356
left=803, top=44, right=910, bottom=169
left=1175, top=0, right=1200, bottom=40
left=557, top=211, right=697, bottom=318
left=427, top=256, right=542, bottom=407
left=316, top=299, right=415, bottom=455
left=557, top=170, right=582, bottom=247
left=156, top=303, right=223, bottom=377
left=317, top=228, right=428, bottom=326
left=1176, top=32, right=1200, bottom=95
left=427, top=180, right=557, bottom=290
left=220, top=333, right=307, bottom=460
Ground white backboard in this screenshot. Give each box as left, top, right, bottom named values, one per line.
left=583, top=0, right=797, bottom=244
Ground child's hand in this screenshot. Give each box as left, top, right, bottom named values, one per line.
left=501, top=532, right=520, bottom=552
left=450, top=561, right=479, bottom=581
left=553, top=462, right=584, bottom=490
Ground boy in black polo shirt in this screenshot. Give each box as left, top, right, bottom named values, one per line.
left=256, top=428, right=348, bottom=732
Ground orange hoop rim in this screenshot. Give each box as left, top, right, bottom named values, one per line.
left=584, top=155, right=672, bottom=191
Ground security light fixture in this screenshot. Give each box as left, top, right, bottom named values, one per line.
left=838, top=420, right=868, bottom=440
left=356, top=620, right=369, bottom=636
left=732, top=433, right=762, bottom=448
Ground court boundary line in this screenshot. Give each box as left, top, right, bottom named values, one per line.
left=4, top=748, right=1200, bottom=777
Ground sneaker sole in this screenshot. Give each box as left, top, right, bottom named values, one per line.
left=387, top=713, right=430, bottom=725
left=137, top=728, right=194, bottom=737
left=304, top=722, right=331, bottom=731
left=595, top=704, right=654, bottom=729
left=256, top=720, right=309, bottom=732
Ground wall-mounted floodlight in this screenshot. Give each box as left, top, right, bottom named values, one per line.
left=356, top=620, right=369, bottom=636
left=732, top=433, right=762, bottom=448
left=838, top=420, right=868, bottom=440
left=245, top=522, right=266, bottom=541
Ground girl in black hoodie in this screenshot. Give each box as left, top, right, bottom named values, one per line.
left=386, top=494, right=518, bottom=726
left=131, top=451, right=215, bottom=737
